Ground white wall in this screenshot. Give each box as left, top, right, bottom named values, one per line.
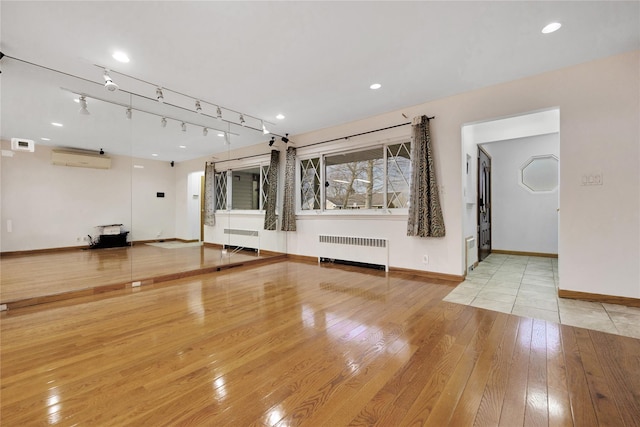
left=0, top=143, right=176, bottom=251
left=481, top=134, right=559, bottom=254
left=219, top=51, right=639, bottom=298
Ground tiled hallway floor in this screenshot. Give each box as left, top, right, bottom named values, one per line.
left=444, top=253, right=640, bottom=339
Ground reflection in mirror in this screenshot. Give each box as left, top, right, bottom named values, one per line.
left=231, top=167, right=261, bottom=210
left=0, top=58, right=134, bottom=304
left=520, top=155, right=559, bottom=192
left=0, top=57, right=286, bottom=310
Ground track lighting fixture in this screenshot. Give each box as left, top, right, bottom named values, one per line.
left=268, top=136, right=275, bottom=147
left=161, top=117, right=167, bottom=128
left=195, top=100, right=202, bottom=113
left=103, top=70, right=118, bottom=91
left=281, top=133, right=289, bottom=143
left=99, top=148, right=105, bottom=155
left=78, top=96, right=90, bottom=115
left=156, top=88, right=164, bottom=103
left=203, top=127, right=208, bottom=136
left=239, top=114, right=246, bottom=126
left=216, top=106, right=222, bottom=120
left=262, top=121, right=270, bottom=135
left=126, top=108, right=132, bottom=119
left=181, top=122, right=187, bottom=132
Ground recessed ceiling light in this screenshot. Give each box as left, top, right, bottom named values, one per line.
left=152, top=153, right=159, bottom=157
left=179, top=145, right=186, bottom=149
left=41, top=137, right=51, bottom=141
left=133, top=165, right=144, bottom=169
left=74, top=98, right=80, bottom=103
left=217, top=133, right=225, bottom=137
left=112, top=51, right=130, bottom=63
left=51, top=122, right=63, bottom=127
left=276, top=114, right=285, bottom=120
left=370, top=83, right=382, bottom=90
left=542, top=22, right=562, bottom=34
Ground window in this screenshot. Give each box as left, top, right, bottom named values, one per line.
left=325, top=148, right=385, bottom=210
left=300, top=158, right=321, bottom=210
left=299, top=141, right=411, bottom=211
left=215, top=171, right=227, bottom=210
left=231, top=166, right=260, bottom=210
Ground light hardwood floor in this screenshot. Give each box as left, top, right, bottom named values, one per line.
left=1, top=261, right=639, bottom=426
left=0, top=244, right=278, bottom=306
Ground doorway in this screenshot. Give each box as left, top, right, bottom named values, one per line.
left=477, top=146, right=491, bottom=262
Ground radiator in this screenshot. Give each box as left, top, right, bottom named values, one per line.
left=465, top=236, right=476, bottom=273
left=223, top=229, right=260, bottom=254
left=318, top=234, right=389, bottom=271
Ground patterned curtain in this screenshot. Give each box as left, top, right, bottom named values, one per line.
left=204, top=162, right=216, bottom=226
left=263, top=150, right=279, bottom=230
left=407, top=116, right=445, bottom=237
left=281, top=146, right=297, bottom=231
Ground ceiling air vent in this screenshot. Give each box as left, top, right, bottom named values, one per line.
left=51, top=149, right=111, bottom=169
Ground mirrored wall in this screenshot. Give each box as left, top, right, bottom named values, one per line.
left=0, top=57, right=286, bottom=307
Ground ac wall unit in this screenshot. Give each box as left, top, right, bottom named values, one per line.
left=51, top=149, right=111, bottom=169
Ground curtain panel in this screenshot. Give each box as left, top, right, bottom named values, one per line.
left=407, top=116, right=445, bottom=237
left=263, top=150, right=279, bottom=230
left=204, top=162, right=216, bottom=227
left=281, top=146, right=297, bottom=231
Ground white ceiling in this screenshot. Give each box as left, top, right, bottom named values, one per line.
left=1, top=1, right=638, bottom=162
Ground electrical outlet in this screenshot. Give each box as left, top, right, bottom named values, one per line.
left=132, top=281, right=141, bottom=287
left=422, top=254, right=429, bottom=264
left=77, top=237, right=81, bottom=242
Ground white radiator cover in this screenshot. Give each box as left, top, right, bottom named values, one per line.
left=318, top=234, right=389, bottom=271
left=223, top=228, right=260, bottom=253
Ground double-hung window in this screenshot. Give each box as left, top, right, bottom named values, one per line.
left=215, top=162, right=274, bottom=211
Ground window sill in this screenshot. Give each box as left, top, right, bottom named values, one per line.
left=296, top=210, right=408, bottom=220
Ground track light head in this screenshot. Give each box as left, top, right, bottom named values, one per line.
left=170, top=161, right=175, bottom=167
left=239, top=114, right=246, bottom=126
left=268, top=136, right=275, bottom=147
left=99, top=148, right=105, bottom=155
left=161, top=117, right=167, bottom=128
left=156, top=88, right=164, bottom=103
left=281, top=133, right=289, bottom=144
left=195, top=100, right=202, bottom=113
left=125, top=108, right=132, bottom=119
left=78, top=96, right=90, bottom=115
left=262, top=121, right=270, bottom=135
left=181, top=122, right=186, bottom=132
left=203, top=127, right=208, bottom=136
left=103, top=70, right=118, bottom=92
left=216, top=106, right=222, bottom=120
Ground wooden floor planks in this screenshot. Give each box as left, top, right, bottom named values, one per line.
left=1, top=261, right=639, bottom=426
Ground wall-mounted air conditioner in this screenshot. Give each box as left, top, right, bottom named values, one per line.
left=51, top=149, right=111, bottom=169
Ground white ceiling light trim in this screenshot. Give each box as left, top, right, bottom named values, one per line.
left=542, top=22, right=562, bottom=34
left=370, top=83, right=382, bottom=90
left=112, top=51, right=130, bottom=63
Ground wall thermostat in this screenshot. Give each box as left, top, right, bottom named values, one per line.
left=11, top=138, right=35, bottom=152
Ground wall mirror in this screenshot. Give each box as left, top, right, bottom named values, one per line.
left=520, top=154, right=559, bottom=192
left=0, top=56, right=285, bottom=309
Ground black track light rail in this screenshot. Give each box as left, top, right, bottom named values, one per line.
left=3, top=54, right=284, bottom=138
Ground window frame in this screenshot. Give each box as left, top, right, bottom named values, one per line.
left=296, top=138, right=411, bottom=215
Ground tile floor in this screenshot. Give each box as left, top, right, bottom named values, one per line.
left=443, top=253, right=640, bottom=339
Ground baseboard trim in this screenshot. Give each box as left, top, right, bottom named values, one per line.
left=1, top=245, right=89, bottom=256
left=286, top=254, right=318, bottom=264
left=558, top=289, right=640, bottom=308
left=492, top=249, right=558, bottom=258
left=388, top=267, right=464, bottom=283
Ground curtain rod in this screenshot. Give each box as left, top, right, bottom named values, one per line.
left=207, top=116, right=435, bottom=165
left=300, top=116, right=434, bottom=149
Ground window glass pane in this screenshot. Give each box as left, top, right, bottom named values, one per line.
left=231, top=166, right=260, bottom=210
left=325, top=148, right=384, bottom=210
left=386, top=142, right=411, bottom=208
left=260, top=164, right=270, bottom=210
left=300, top=157, right=321, bottom=210
left=215, top=172, right=227, bottom=210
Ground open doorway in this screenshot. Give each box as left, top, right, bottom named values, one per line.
left=462, top=108, right=560, bottom=273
